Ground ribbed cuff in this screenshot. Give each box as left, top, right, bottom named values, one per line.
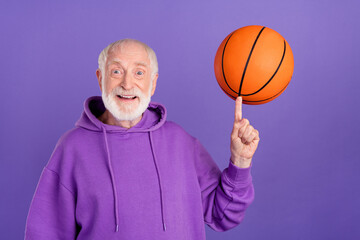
left=225, top=160, right=252, bottom=184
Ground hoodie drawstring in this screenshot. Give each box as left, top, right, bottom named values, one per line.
left=102, top=128, right=166, bottom=232
left=149, top=131, right=167, bottom=231
left=102, top=127, right=120, bottom=232
left=78, top=98, right=168, bottom=233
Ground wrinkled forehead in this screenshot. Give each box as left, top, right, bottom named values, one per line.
left=109, top=58, right=149, bottom=69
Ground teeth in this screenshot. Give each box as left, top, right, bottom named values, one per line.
left=120, top=95, right=135, bottom=99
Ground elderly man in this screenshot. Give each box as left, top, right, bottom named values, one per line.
left=25, top=39, right=260, bottom=239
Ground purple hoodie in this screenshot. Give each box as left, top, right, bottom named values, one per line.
left=25, top=96, right=254, bottom=240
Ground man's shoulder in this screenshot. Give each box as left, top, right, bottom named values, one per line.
left=159, top=120, right=195, bottom=140
left=55, top=127, right=95, bottom=149
left=162, top=120, right=187, bottom=133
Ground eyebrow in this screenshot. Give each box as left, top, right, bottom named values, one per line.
left=134, top=61, right=148, bottom=68
left=109, top=59, right=149, bottom=68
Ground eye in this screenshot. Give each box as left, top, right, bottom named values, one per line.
left=110, top=68, right=124, bottom=78
left=136, top=71, right=144, bottom=76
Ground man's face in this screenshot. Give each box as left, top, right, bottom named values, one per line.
left=97, top=42, right=157, bottom=121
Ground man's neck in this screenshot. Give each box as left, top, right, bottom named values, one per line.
left=98, top=110, right=142, bottom=129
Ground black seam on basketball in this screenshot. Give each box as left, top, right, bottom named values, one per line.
left=242, top=40, right=287, bottom=96
left=219, top=84, right=237, bottom=100
left=221, top=33, right=238, bottom=94
left=244, top=80, right=290, bottom=103
left=238, top=26, right=266, bottom=97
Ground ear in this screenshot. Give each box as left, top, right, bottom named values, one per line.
left=150, top=73, right=158, bottom=96
left=96, top=69, right=103, bottom=92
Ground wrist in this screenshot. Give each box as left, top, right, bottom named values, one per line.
left=231, top=156, right=252, bottom=168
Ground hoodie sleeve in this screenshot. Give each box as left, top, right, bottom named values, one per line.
left=25, top=167, right=77, bottom=239
left=194, top=139, right=254, bottom=232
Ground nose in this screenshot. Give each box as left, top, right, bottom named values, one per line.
left=120, top=72, right=133, bottom=90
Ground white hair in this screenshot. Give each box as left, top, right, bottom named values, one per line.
left=98, top=39, right=158, bottom=79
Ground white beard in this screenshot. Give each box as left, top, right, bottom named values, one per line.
left=102, top=82, right=152, bottom=121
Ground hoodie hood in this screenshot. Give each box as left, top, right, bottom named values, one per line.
left=75, top=96, right=167, bottom=132
left=75, top=96, right=168, bottom=232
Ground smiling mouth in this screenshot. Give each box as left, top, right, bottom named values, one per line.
left=117, top=95, right=137, bottom=100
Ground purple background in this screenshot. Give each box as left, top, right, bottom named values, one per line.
left=1, top=0, right=359, bottom=239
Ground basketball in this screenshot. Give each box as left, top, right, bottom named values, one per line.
left=214, top=25, right=294, bottom=105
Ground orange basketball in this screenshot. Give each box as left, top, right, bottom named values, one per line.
left=214, top=25, right=294, bottom=105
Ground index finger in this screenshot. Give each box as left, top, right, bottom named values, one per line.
left=234, top=96, right=242, bottom=122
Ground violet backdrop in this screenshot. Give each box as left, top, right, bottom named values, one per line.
left=1, top=0, right=359, bottom=239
